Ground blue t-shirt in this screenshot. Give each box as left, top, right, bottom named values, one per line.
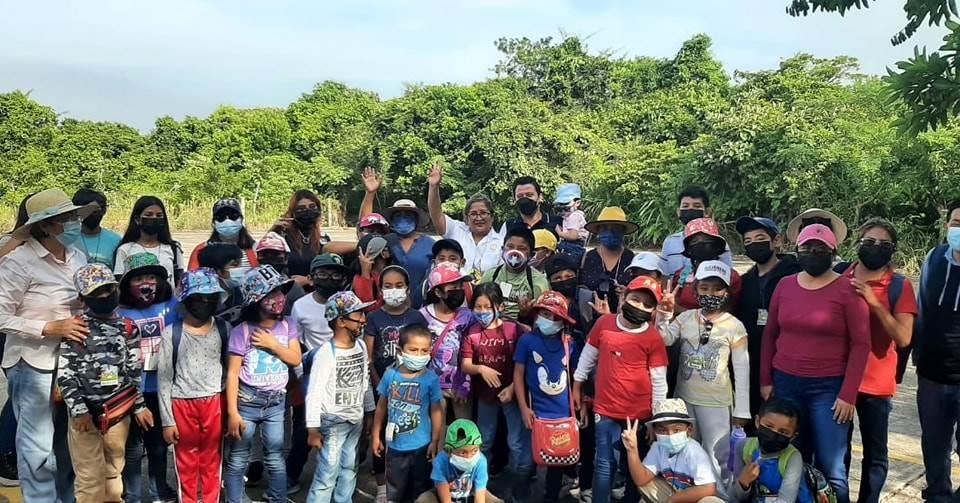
left=431, top=451, right=488, bottom=500
left=514, top=330, right=580, bottom=420
left=377, top=366, right=442, bottom=452
left=119, top=298, right=180, bottom=393
left=78, top=228, right=123, bottom=269
left=386, top=233, right=435, bottom=309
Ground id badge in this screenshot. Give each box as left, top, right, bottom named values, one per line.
left=499, top=282, right=513, bottom=299
left=757, top=308, right=769, bottom=326
left=99, top=366, right=119, bottom=387
left=686, top=356, right=705, bottom=370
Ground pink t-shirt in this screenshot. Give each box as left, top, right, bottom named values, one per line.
left=562, top=210, right=589, bottom=241
left=228, top=318, right=299, bottom=392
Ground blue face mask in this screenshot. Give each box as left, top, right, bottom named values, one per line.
left=949, top=227, right=960, bottom=252
left=657, top=431, right=689, bottom=455
left=401, top=352, right=430, bottom=372
left=392, top=214, right=417, bottom=236
left=536, top=315, right=563, bottom=336
left=597, top=229, right=625, bottom=249
left=474, top=310, right=497, bottom=327
left=215, top=218, right=243, bottom=239
left=450, top=453, right=481, bottom=472
left=57, top=220, right=82, bottom=246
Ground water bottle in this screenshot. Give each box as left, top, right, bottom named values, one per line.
left=728, top=426, right=747, bottom=473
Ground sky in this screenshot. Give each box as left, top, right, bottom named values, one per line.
left=0, top=0, right=948, bottom=131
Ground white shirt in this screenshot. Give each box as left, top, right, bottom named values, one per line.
left=643, top=438, right=717, bottom=489
left=305, top=340, right=375, bottom=426
left=114, top=242, right=183, bottom=284
left=292, top=294, right=333, bottom=351
left=443, top=215, right=503, bottom=275
left=661, top=231, right=733, bottom=277
left=0, top=239, right=87, bottom=370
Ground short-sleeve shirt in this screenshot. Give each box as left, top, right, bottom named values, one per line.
left=78, top=228, right=123, bottom=269
left=443, top=215, right=503, bottom=275
left=377, top=367, right=443, bottom=452
left=228, top=318, right=299, bottom=391
left=114, top=242, right=183, bottom=285
left=515, top=330, right=581, bottom=419
left=291, top=294, right=333, bottom=351
left=119, top=298, right=180, bottom=393
left=642, top=439, right=717, bottom=491
left=462, top=321, right=522, bottom=403
left=480, top=266, right=550, bottom=321
left=431, top=451, right=489, bottom=500
left=386, top=233, right=436, bottom=309
left=365, top=308, right=428, bottom=376
left=665, top=311, right=747, bottom=408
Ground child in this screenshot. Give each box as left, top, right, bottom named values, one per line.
left=621, top=399, right=724, bottom=503
left=461, top=283, right=526, bottom=500
left=157, top=268, right=230, bottom=503
left=117, top=252, right=180, bottom=503
left=426, top=419, right=490, bottom=503
left=514, top=291, right=581, bottom=503
left=662, top=260, right=750, bottom=477
left=727, top=399, right=804, bottom=503
left=304, top=291, right=376, bottom=502
left=553, top=183, right=588, bottom=264
left=58, top=264, right=152, bottom=503
left=420, top=262, right=475, bottom=419
left=224, top=265, right=303, bottom=503
left=372, top=324, right=444, bottom=503
left=530, top=229, right=557, bottom=273
left=292, top=253, right=352, bottom=351
left=480, top=227, right=550, bottom=324
left=572, top=275, right=669, bottom=503
left=198, top=242, right=245, bottom=324
left=421, top=239, right=474, bottom=307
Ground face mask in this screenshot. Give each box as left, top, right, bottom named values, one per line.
left=82, top=213, right=104, bottom=230
left=949, top=227, right=960, bottom=252
left=858, top=244, right=893, bottom=271
left=57, top=220, right=82, bottom=246
left=449, top=453, right=481, bottom=472
left=259, top=259, right=287, bottom=274
left=400, top=352, right=430, bottom=372
left=550, top=278, right=578, bottom=299
left=745, top=242, right=774, bottom=264
left=185, top=296, right=219, bottom=320
left=382, top=288, right=408, bottom=308
left=215, top=218, right=243, bottom=239
left=679, top=209, right=705, bottom=225
left=295, top=208, right=320, bottom=227
left=502, top=249, right=527, bottom=269
left=133, top=282, right=158, bottom=305
left=84, top=294, right=118, bottom=316
left=797, top=251, right=833, bottom=277
left=597, top=229, right=625, bottom=249
left=684, top=241, right=719, bottom=262
left=391, top=214, right=417, bottom=236
left=535, top=315, right=563, bottom=336
left=140, top=217, right=165, bottom=236
left=313, top=278, right=343, bottom=298
left=442, top=290, right=466, bottom=310
left=528, top=254, right=546, bottom=270
left=697, top=293, right=726, bottom=312
left=657, top=431, right=689, bottom=455
left=757, top=426, right=793, bottom=454
left=621, top=302, right=653, bottom=326
left=516, top=197, right=539, bottom=217
left=261, top=294, right=287, bottom=316
left=474, top=310, right=497, bottom=327
left=228, top=267, right=246, bottom=284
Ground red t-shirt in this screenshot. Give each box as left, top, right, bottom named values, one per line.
left=675, top=268, right=743, bottom=311
left=462, top=321, right=522, bottom=403
left=586, top=314, right=668, bottom=420
left=842, top=265, right=918, bottom=397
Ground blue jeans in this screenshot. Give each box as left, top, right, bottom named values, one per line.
left=123, top=392, right=174, bottom=502
left=773, top=370, right=851, bottom=503
left=917, top=376, right=960, bottom=503
left=844, top=393, right=892, bottom=503
left=477, top=400, right=532, bottom=502
left=593, top=415, right=642, bottom=503
left=225, top=384, right=287, bottom=503
left=306, top=418, right=362, bottom=503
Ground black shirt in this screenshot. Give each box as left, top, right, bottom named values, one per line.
left=502, top=211, right=561, bottom=237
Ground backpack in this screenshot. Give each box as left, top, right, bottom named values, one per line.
left=743, top=438, right=838, bottom=503
left=171, top=318, right=230, bottom=372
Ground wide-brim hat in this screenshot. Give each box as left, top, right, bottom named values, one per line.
left=179, top=267, right=228, bottom=302
left=12, top=189, right=97, bottom=240
left=382, top=200, right=429, bottom=229
left=533, top=291, right=576, bottom=325
left=584, top=207, right=639, bottom=235
left=646, top=399, right=696, bottom=426
left=786, top=208, right=847, bottom=243
left=241, top=265, right=294, bottom=307
left=119, top=252, right=169, bottom=286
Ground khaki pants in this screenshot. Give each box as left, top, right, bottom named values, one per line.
left=639, top=477, right=724, bottom=503
left=68, top=416, right=130, bottom=503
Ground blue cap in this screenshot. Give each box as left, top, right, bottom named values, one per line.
left=554, top=183, right=582, bottom=205
left=735, top=216, right=781, bottom=237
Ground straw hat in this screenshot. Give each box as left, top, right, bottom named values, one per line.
left=584, top=207, right=639, bottom=234
left=12, top=189, right=96, bottom=240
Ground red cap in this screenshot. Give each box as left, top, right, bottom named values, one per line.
left=626, top=275, right=663, bottom=302
left=797, top=223, right=838, bottom=250
left=359, top=213, right=389, bottom=230
left=533, top=291, right=576, bottom=325
left=426, top=262, right=471, bottom=291
left=683, top=217, right=722, bottom=240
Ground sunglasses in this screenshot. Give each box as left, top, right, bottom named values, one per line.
left=699, top=320, right=714, bottom=346
left=214, top=212, right=242, bottom=222
left=859, top=238, right=895, bottom=251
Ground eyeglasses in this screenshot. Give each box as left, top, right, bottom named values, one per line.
left=699, top=320, right=714, bottom=346
left=468, top=211, right=491, bottom=219
left=859, top=238, right=895, bottom=251
left=344, top=316, right=364, bottom=324
left=313, top=272, right=345, bottom=281
left=295, top=205, right=319, bottom=213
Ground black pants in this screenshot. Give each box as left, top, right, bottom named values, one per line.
left=845, top=393, right=892, bottom=503
left=286, top=403, right=309, bottom=482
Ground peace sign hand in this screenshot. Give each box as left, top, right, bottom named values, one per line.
left=621, top=417, right=641, bottom=453
left=658, top=278, right=680, bottom=315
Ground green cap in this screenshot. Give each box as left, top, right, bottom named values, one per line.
left=310, top=253, right=347, bottom=273
left=445, top=419, right=482, bottom=451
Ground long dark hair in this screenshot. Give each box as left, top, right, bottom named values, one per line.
left=120, top=196, right=179, bottom=248
left=207, top=227, right=256, bottom=250
left=11, top=192, right=35, bottom=231
left=283, top=190, right=323, bottom=254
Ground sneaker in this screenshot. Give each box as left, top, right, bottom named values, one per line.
left=0, top=453, right=18, bottom=487
left=287, top=480, right=302, bottom=496
left=611, top=485, right=626, bottom=501
left=356, top=487, right=377, bottom=500
left=579, top=489, right=592, bottom=503
left=376, top=484, right=387, bottom=503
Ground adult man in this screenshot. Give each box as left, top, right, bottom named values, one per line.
left=0, top=189, right=95, bottom=502
left=661, top=186, right=731, bottom=276
left=499, top=176, right=560, bottom=237
left=72, top=188, right=122, bottom=269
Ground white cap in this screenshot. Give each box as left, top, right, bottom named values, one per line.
left=626, top=252, right=665, bottom=275
left=694, top=260, right=731, bottom=285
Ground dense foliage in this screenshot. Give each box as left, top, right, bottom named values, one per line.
left=1, top=34, right=958, bottom=270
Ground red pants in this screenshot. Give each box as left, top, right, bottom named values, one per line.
left=172, top=395, right=223, bottom=503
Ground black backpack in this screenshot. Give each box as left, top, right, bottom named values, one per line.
left=171, top=318, right=231, bottom=372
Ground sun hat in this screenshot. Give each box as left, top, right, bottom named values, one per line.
left=533, top=291, right=576, bottom=325
left=626, top=252, right=666, bottom=276
left=359, top=213, right=390, bottom=230
left=584, top=207, right=639, bottom=235
left=445, top=419, right=483, bottom=451
left=533, top=229, right=558, bottom=252
left=310, top=253, right=349, bottom=274
left=554, top=183, right=582, bottom=205
left=426, top=262, right=471, bottom=291
left=324, top=291, right=375, bottom=321
left=120, top=252, right=169, bottom=285
left=12, top=189, right=97, bottom=240
left=646, top=399, right=696, bottom=426
left=625, top=275, right=663, bottom=302
left=179, top=267, right=227, bottom=302
left=241, top=265, right=294, bottom=307
left=735, top=216, right=781, bottom=237
left=786, top=208, right=847, bottom=243
left=694, top=260, right=732, bottom=286
left=382, top=200, right=429, bottom=228
left=796, top=223, right=838, bottom=250
left=212, top=198, right=242, bottom=217
left=254, top=231, right=290, bottom=254
left=74, top=263, right=118, bottom=297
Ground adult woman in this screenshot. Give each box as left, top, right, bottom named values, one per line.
left=760, top=224, right=871, bottom=503
left=188, top=198, right=259, bottom=273
left=271, top=190, right=332, bottom=283
left=579, top=207, right=638, bottom=315
left=115, top=196, right=184, bottom=286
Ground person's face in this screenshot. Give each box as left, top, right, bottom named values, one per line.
left=533, top=248, right=553, bottom=264
left=948, top=208, right=960, bottom=231
left=214, top=209, right=242, bottom=223
left=797, top=240, right=833, bottom=255
left=678, top=197, right=707, bottom=215
left=452, top=445, right=480, bottom=458
left=338, top=311, right=366, bottom=332
left=84, top=202, right=106, bottom=227
left=139, top=205, right=165, bottom=220
left=549, top=269, right=577, bottom=283
left=296, top=198, right=318, bottom=213
left=654, top=422, right=692, bottom=436
left=504, top=237, right=532, bottom=256
left=860, top=227, right=894, bottom=250
left=688, top=234, right=714, bottom=247
left=742, top=229, right=775, bottom=247
left=381, top=271, right=408, bottom=290
left=472, top=295, right=498, bottom=314
left=695, top=278, right=728, bottom=296
left=466, top=202, right=493, bottom=234
left=90, top=285, right=117, bottom=299
left=130, top=274, right=160, bottom=289
left=514, top=184, right=541, bottom=203
left=313, top=267, right=346, bottom=284
left=628, top=268, right=661, bottom=281
left=401, top=334, right=432, bottom=356
left=438, top=281, right=465, bottom=299
left=537, top=309, right=559, bottom=322
left=42, top=211, right=81, bottom=236
left=435, top=250, right=465, bottom=267
left=624, top=290, right=657, bottom=311
left=756, top=412, right=798, bottom=439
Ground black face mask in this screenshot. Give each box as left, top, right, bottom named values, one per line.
left=684, top=242, right=720, bottom=262
left=745, top=242, right=775, bottom=264
left=797, top=251, right=833, bottom=277
left=84, top=294, right=119, bottom=316
left=313, top=279, right=343, bottom=298
left=83, top=213, right=104, bottom=230
left=516, top=198, right=539, bottom=217
left=551, top=278, right=578, bottom=299
left=679, top=209, right=705, bottom=225
left=184, top=296, right=220, bottom=320
left=621, top=303, right=653, bottom=325
left=757, top=426, right=793, bottom=454
left=442, top=290, right=466, bottom=310
left=140, top=217, right=165, bottom=236
left=858, top=244, right=893, bottom=271
left=259, top=259, right=288, bottom=274
left=295, top=208, right=321, bottom=227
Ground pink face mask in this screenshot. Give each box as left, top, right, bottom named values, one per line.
left=261, top=293, right=287, bottom=316
left=132, top=281, right=158, bottom=305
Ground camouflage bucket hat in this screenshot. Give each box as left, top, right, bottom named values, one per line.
left=445, top=419, right=482, bottom=451
left=241, top=265, right=294, bottom=307
left=179, top=267, right=227, bottom=302
left=74, top=263, right=118, bottom=297
left=324, top=291, right=375, bottom=321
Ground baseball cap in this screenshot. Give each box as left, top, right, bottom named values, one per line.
left=426, top=262, right=471, bottom=291
left=445, top=419, right=482, bottom=451
left=359, top=213, right=389, bottom=230
left=626, top=275, right=663, bottom=302
left=324, top=291, right=375, bottom=321
left=533, top=291, right=576, bottom=325
left=533, top=229, right=558, bottom=252
left=626, top=252, right=665, bottom=275
left=310, top=253, right=349, bottom=274
left=797, top=223, right=838, bottom=250
left=735, top=216, right=781, bottom=237
left=694, top=260, right=732, bottom=286
left=254, top=231, right=290, bottom=254
left=213, top=198, right=242, bottom=217
left=544, top=254, right=579, bottom=278
left=359, top=234, right=389, bottom=258
left=554, top=183, right=582, bottom=205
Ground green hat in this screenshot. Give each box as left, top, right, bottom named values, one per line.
left=445, top=419, right=482, bottom=451
left=120, top=252, right=168, bottom=285
left=310, top=253, right=348, bottom=274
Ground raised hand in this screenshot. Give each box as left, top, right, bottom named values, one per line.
left=589, top=292, right=610, bottom=316
left=427, top=161, right=443, bottom=187
left=658, top=278, right=680, bottom=314
left=621, top=417, right=640, bottom=453
left=362, top=167, right=382, bottom=194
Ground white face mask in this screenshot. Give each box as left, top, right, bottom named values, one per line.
left=382, top=288, right=408, bottom=308
left=449, top=452, right=481, bottom=472
left=656, top=431, right=689, bottom=455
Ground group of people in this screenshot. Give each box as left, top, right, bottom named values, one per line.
left=0, top=163, right=958, bottom=503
